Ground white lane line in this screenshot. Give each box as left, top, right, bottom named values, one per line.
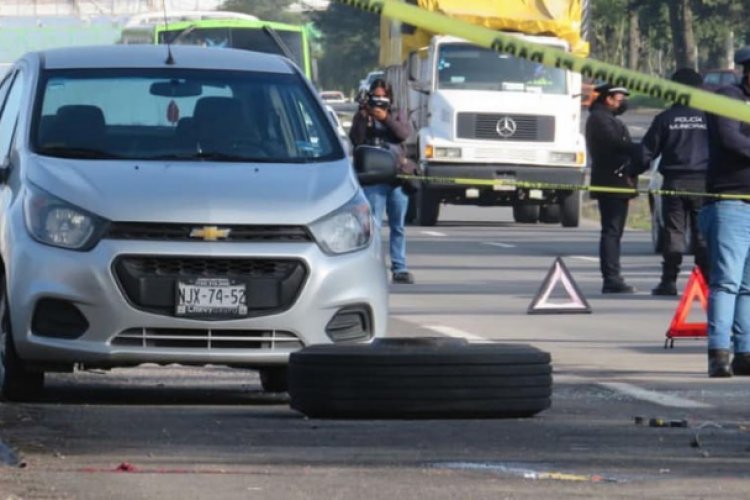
left=424, top=325, right=489, bottom=343
left=483, top=242, right=516, bottom=249
left=598, top=382, right=712, bottom=409
left=571, top=256, right=599, bottom=263
left=421, top=231, right=447, bottom=237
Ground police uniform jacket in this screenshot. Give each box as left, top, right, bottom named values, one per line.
left=585, top=101, right=639, bottom=199
left=631, top=104, right=708, bottom=186
left=706, top=83, right=750, bottom=197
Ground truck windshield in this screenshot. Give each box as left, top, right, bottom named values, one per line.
left=437, top=44, right=567, bottom=94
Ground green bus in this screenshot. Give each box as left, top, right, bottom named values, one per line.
left=119, top=11, right=314, bottom=81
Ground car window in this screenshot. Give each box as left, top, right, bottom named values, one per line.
left=34, top=69, right=343, bottom=163
left=0, top=71, right=24, bottom=160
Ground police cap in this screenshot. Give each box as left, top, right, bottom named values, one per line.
left=734, top=46, right=750, bottom=67
left=594, top=82, right=630, bottom=97
left=671, top=67, right=702, bottom=87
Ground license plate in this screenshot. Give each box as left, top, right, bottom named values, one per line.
left=175, top=278, right=247, bottom=317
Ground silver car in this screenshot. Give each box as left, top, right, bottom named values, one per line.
left=0, top=45, right=391, bottom=400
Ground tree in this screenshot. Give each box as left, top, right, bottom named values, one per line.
left=310, top=4, right=380, bottom=93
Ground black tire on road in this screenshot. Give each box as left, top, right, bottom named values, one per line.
left=288, top=338, right=552, bottom=419
left=416, top=187, right=440, bottom=226
left=539, top=204, right=561, bottom=224
left=259, top=366, right=288, bottom=393
left=560, top=191, right=581, bottom=227
left=513, top=204, right=540, bottom=224
left=0, top=276, right=44, bottom=402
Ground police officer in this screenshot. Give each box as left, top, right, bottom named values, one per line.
left=585, top=83, right=640, bottom=293
left=627, top=68, right=709, bottom=296
left=699, top=47, right=750, bottom=377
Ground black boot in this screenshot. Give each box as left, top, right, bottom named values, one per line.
left=653, top=253, right=680, bottom=296
left=708, top=349, right=732, bottom=378
left=731, top=353, right=750, bottom=376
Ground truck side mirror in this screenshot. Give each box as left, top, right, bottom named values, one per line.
left=407, top=51, right=420, bottom=82
left=353, top=146, right=398, bottom=186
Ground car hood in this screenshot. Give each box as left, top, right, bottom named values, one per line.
left=26, top=155, right=358, bottom=225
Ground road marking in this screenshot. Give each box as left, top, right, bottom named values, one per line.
left=571, top=255, right=599, bottom=263
left=483, top=242, right=516, bottom=248
left=598, top=381, right=712, bottom=409
left=425, top=325, right=488, bottom=342
left=421, top=231, right=447, bottom=237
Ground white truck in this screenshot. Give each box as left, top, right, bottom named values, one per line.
left=381, top=0, right=589, bottom=226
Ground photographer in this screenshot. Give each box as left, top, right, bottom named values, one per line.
left=349, top=78, right=415, bottom=284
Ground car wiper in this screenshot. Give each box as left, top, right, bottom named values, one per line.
left=146, top=152, right=277, bottom=162
left=37, top=146, right=123, bottom=159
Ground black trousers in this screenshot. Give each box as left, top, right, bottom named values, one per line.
left=597, top=197, right=630, bottom=284
left=660, top=178, right=709, bottom=280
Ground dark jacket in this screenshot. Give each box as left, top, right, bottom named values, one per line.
left=585, top=101, right=640, bottom=199
left=706, top=83, right=750, bottom=197
left=631, top=105, right=708, bottom=185
left=348, top=109, right=410, bottom=154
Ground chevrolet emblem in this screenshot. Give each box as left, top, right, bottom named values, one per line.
left=189, top=226, right=231, bottom=241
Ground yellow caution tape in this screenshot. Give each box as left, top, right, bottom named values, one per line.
left=334, top=0, right=750, bottom=124
left=399, top=174, right=750, bottom=201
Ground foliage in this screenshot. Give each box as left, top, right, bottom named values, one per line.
left=310, top=4, right=380, bottom=94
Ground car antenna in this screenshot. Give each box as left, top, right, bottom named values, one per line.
left=162, top=0, right=175, bottom=65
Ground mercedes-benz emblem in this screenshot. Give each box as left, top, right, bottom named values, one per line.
left=496, top=117, right=517, bottom=138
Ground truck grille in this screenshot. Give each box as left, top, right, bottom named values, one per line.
left=113, top=256, right=307, bottom=318
left=457, top=113, right=555, bottom=142
left=112, top=328, right=303, bottom=350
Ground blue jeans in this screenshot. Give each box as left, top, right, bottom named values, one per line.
left=698, top=201, right=750, bottom=352
left=364, top=184, right=408, bottom=273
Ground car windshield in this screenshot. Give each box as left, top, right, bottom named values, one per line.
left=437, top=43, right=567, bottom=94
left=33, top=68, right=342, bottom=162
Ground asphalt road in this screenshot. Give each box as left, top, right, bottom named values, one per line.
left=1, top=204, right=749, bottom=499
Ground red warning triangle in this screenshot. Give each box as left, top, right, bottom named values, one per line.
left=528, top=257, right=591, bottom=315
left=665, top=266, right=708, bottom=346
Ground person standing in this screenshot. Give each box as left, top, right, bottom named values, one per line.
left=699, top=47, right=750, bottom=378
left=627, top=68, right=710, bottom=296
left=349, top=78, right=415, bottom=284
left=585, top=83, right=640, bottom=293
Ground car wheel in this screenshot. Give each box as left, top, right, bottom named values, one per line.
left=288, top=338, right=552, bottom=419
left=560, top=191, right=581, bottom=228
left=0, top=276, right=44, bottom=401
left=539, top=204, right=561, bottom=224
left=513, top=203, right=540, bottom=224
left=259, top=366, right=288, bottom=393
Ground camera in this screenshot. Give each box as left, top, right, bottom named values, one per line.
left=368, top=95, right=391, bottom=110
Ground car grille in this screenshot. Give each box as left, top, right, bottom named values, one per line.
left=112, top=328, right=303, bottom=350
left=113, top=256, right=308, bottom=318
left=105, top=222, right=312, bottom=242
left=456, top=113, right=555, bottom=142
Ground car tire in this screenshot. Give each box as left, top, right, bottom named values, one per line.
left=416, top=187, right=440, bottom=226
left=560, top=191, right=581, bottom=228
left=513, top=203, right=540, bottom=224
left=539, top=204, right=561, bottom=224
left=288, top=338, right=552, bottom=419
left=0, top=277, right=44, bottom=402
left=259, top=366, right=288, bottom=393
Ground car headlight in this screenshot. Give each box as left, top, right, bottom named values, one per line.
left=310, top=191, right=372, bottom=255
left=24, top=184, right=107, bottom=251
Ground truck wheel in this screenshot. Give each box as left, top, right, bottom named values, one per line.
left=259, top=367, right=288, bottom=393
left=0, top=277, right=44, bottom=402
left=416, top=188, right=440, bottom=226
left=404, top=192, right=417, bottom=225
left=651, top=204, right=664, bottom=254
left=560, top=191, right=581, bottom=228
left=539, top=204, right=561, bottom=224
left=513, top=204, right=539, bottom=224
left=288, top=339, right=552, bottom=419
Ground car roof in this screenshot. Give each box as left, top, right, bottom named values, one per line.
left=34, top=45, right=294, bottom=74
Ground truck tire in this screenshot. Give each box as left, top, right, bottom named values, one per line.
left=560, top=191, right=581, bottom=228
left=405, top=192, right=417, bottom=225
left=513, top=204, right=539, bottom=224
left=288, top=338, right=552, bottom=419
left=539, top=204, right=561, bottom=224
left=416, top=187, right=440, bottom=226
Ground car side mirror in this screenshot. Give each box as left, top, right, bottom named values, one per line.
left=353, top=146, right=398, bottom=186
